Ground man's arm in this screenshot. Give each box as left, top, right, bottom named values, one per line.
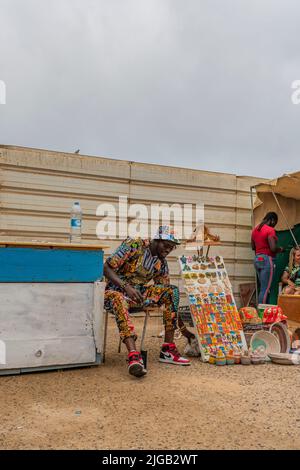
left=152, top=272, right=170, bottom=286
left=103, top=262, right=125, bottom=290
left=152, top=258, right=170, bottom=286
left=177, top=315, right=195, bottom=340
left=104, top=261, right=143, bottom=303
left=104, top=238, right=144, bottom=303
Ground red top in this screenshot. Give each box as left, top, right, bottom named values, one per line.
left=251, top=224, right=277, bottom=257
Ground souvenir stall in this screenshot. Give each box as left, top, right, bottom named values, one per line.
left=179, top=251, right=247, bottom=364
left=248, top=172, right=300, bottom=364
left=179, top=225, right=300, bottom=366
left=179, top=227, right=250, bottom=365
left=251, top=171, right=300, bottom=307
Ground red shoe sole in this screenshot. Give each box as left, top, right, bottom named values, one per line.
left=159, top=358, right=191, bottom=366
left=128, top=362, right=147, bottom=377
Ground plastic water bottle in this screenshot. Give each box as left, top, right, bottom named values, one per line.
left=70, top=202, right=82, bottom=243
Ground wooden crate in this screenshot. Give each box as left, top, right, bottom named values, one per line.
left=0, top=282, right=106, bottom=374
left=0, top=241, right=107, bottom=374
left=278, top=295, right=300, bottom=323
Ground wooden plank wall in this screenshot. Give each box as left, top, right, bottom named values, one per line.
left=0, top=145, right=266, bottom=306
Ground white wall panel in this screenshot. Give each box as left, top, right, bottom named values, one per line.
left=0, top=145, right=266, bottom=307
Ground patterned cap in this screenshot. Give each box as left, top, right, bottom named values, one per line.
left=153, top=225, right=181, bottom=245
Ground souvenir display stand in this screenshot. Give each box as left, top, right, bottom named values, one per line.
left=179, top=244, right=247, bottom=362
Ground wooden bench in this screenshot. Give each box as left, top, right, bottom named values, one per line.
left=278, top=294, right=300, bottom=323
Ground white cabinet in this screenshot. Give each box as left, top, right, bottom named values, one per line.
left=0, top=282, right=106, bottom=374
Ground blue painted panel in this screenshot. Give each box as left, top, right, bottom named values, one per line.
left=0, top=247, right=104, bottom=282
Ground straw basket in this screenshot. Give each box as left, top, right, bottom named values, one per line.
left=268, top=322, right=291, bottom=353
left=268, top=353, right=296, bottom=365
left=250, top=331, right=280, bottom=356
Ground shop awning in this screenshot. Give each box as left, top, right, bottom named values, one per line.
left=253, top=171, right=300, bottom=231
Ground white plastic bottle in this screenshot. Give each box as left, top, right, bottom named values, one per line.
left=70, top=202, right=82, bottom=243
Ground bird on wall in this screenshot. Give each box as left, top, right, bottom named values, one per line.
left=74, top=149, right=80, bottom=154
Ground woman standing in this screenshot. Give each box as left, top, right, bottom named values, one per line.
left=251, top=212, right=283, bottom=304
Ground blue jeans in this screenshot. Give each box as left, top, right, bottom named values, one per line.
left=254, top=254, right=275, bottom=304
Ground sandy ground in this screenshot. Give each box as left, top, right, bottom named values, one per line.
left=1, top=316, right=300, bottom=450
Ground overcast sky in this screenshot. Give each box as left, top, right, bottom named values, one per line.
left=1, top=0, right=300, bottom=178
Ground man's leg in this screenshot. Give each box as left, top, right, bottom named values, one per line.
left=104, top=290, right=147, bottom=377
left=143, top=285, right=190, bottom=365
left=177, top=315, right=195, bottom=340
left=143, top=284, right=178, bottom=337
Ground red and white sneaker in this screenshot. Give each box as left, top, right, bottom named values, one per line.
left=127, top=351, right=147, bottom=377
left=159, top=343, right=191, bottom=366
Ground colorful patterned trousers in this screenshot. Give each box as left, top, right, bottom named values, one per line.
left=104, top=284, right=180, bottom=341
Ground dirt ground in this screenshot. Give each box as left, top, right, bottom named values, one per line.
left=1, top=316, right=300, bottom=450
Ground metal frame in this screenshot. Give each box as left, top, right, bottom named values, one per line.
left=114, top=307, right=163, bottom=354
left=0, top=353, right=103, bottom=376
left=250, top=185, right=258, bottom=305
left=270, top=190, right=300, bottom=249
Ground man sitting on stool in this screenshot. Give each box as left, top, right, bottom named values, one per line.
left=104, top=226, right=191, bottom=378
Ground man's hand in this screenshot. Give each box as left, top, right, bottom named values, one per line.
left=124, top=285, right=144, bottom=304
left=288, top=280, right=296, bottom=288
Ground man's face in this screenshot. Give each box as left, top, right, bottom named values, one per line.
left=156, top=240, right=176, bottom=259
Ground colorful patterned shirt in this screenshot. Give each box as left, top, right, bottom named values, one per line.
left=284, top=264, right=300, bottom=285
left=105, top=237, right=170, bottom=291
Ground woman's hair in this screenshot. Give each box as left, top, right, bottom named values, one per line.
left=288, top=247, right=300, bottom=273
left=257, top=212, right=278, bottom=231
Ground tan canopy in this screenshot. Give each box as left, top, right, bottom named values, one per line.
left=253, top=171, right=300, bottom=231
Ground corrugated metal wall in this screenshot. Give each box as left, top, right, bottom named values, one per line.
left=0, top=145, right=266, bottom=306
